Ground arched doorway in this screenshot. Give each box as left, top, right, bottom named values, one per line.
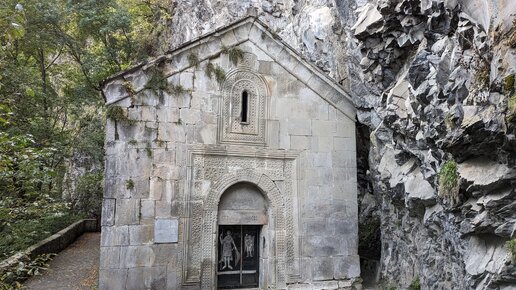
left=216, top=182, right=268, bottom=289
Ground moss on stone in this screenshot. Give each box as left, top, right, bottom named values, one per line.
left=144, top=67, right=169, bottom=94
left=503, top=74, right=515, bottom=93
left=475, top=69, right=489, bottom=89
left=122, top=80, right=137, bottom=96
left=222, top=46, right=244, bottom=65
left=409, top=277, right=421, bottom=290
left=125, top=179, right=135, bottom=190
left=507, top=239, right=516, bottom=262
left=438, top=160, right=460, bottom=203
left=204, top=62, right=226, bottom=84
left=507, top=95, right=516, bottom=123
left=187, top=53, right=200, bottom=67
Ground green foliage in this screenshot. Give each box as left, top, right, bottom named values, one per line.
left=358, top=216, right=381, bottom=259
left=144, top=66, right=169, bottom=94
left=504, top=74, right=515, bottom=93
left=123, top=80, right=137, bottom=95
left=145, top=147, right=152, bottom=157
left=170, top=84, right=186, bottom=95
left=409, top=277, right=421, bottom=290
left=439, top=160, right=459, bottom=202
left=475, top=68, right=489, bottom=89
left=106, top=106, right=134, bottom=125
left=128, top=139, right=138, bottom=145
left=507, top=95, right=516, bottom=123
left=506, top=239, right=516, bottom=262
left=222, top=46, right=244, bottom=65
left=205, top=62, right=226, bottom=84
left=126, top=179, right=135, bottom=190
left=0, top=0, right=170, bottom=263
left=0, top=253, right=55, bottom=288
left=0, top=195, right=82, bottom=259
left=72, top=171, right=103, bottom=219
left=154, top=139, right=165, bottom=147
left=187, top=53, right=199, bottom=67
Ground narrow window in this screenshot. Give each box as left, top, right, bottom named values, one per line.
left=241, top=90, right=248, bottom=123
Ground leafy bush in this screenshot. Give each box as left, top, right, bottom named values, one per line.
left=0, top=253, right=55, bottom=289
left=71, top=171, right=103, bottom=219
left=0, top=195, right=82, bottom=259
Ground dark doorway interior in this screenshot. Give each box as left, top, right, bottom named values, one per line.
left=217, top=225, right=260, bottom=289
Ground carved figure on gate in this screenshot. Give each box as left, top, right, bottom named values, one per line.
left=219, top=231, right=239, bottom=269
left=244, top=234, right=254, bottom=257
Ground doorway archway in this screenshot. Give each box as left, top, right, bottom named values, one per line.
left=217, top=183, right=267, bottom=288
left=200, top=169, right=287, bottom=289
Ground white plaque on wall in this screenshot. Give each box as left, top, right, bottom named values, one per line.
left=154, top=218, right=178, bottom=243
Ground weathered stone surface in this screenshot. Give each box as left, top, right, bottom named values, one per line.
left=100, top=17, right=358, bottom=290
left=154, top=218, right=178, bottom=243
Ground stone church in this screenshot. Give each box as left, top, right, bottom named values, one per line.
left=100, top=16, right=359, bottom=289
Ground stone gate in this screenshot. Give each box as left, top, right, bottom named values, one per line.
left=100, top=16, right=359, bottom=290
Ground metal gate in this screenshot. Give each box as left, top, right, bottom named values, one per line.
left=217, top=225, right=260, bottom=289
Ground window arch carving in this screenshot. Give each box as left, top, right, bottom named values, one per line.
left=219, top=69, right=268, bottom=145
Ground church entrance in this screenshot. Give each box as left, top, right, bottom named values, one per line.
left=217, top=225, right=260, bottom=289
left=216, top=182, right=268, bottom=289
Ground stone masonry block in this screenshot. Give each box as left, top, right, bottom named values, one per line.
left=129, top=224, right=154, bottom=245
left=101, top=225, right=129, bottom=247
left=140, top=199, right=155, bottom=218
left=312, top=256, right=334, bottom=281
left=115, top=199, right=140, bottom=225
left=312, top=120, right=336, bottom=137
left=334, top=255, right=361, bottom=279
left=290, top=135, right=311, bottom=150
left=156, top=107, right=180, bottom=123
left=126, top=266, right=167, bottom=290
left=99, top=268, right=127, bottom=290
left=99, top=246, right=121, bottom=269
left=288, top=119, right=312, bottom=136
left=101, top=198, right=116, bottom=226
left=120, top=245, right=155, bottom=268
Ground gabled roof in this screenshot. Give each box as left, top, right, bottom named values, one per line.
left=102, top=16, right=356, bottom=120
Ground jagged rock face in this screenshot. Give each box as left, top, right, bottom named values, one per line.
left=163, top=0, right=516, bottom=289
left=353, top=0, right=516, bottom=289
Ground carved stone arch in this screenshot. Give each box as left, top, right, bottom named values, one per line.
left=200, top=169, right=287, bottom=289
left=219, top=68, right=270, bottom=145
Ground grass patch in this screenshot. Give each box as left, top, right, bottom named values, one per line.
left=144, top=67, right=169, bottom=94
left=170, top=84, right=186, bottom=95
left=106, top=106, right=135, bottom=126
left=222, top=46, right=244, bottom=66
left=438, top=160, right=460, bottom=204
left=125, top=179, right=135, bottom=190
left=504, top=74, right=515, bottom=93
left=187, top=53, right=200, bottom=67
left=122, top=80, right=137, bottom=96
left=507, top=95, right=516, bottom=123
left=475, top=69, right=489, bottom=89
left=409, top=277, right=421, bottom=290
left=205, top=62, right=226, bottom=84
left=507, top=239, right=516, bottom=262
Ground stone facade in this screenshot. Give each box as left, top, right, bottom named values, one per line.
left=100, top=17, right=359, bottom=289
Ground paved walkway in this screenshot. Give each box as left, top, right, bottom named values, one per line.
left=23, top=232, right=100, bottom=290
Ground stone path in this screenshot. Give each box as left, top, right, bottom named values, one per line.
left=23, top=232, right=100, bottom=290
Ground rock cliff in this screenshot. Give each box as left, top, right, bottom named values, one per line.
left=162, top=0, right=516, bottom=289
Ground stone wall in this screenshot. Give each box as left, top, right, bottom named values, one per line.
left=100, top=18, right=359, bottom=290
left=152, top=0, right=516, bottom=289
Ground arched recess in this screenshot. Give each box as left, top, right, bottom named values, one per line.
left=200, top=169, right=287, bottom=289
